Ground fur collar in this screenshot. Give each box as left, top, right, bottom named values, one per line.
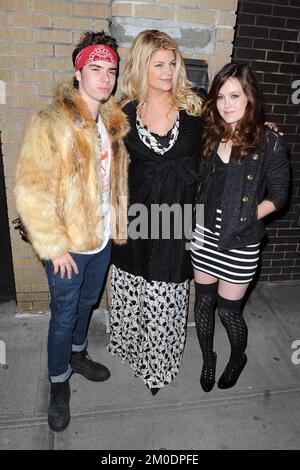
left=53, top=81, right=129, bottom=141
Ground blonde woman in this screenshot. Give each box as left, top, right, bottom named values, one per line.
left=108, top=30, right=203, bottom=394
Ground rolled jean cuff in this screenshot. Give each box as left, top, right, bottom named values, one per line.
left=50, top=365, right=72, bottom=383
left=72, top=339, right=87, bottom=353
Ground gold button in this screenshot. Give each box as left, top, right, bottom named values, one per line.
left=234, top=234, right=241, bottom=240
left=242, top=196, right=249, bottom=203
left=252, top=154, right=259, bottom=160
left=247, top=174, right=254, bottom=181
left=240, top=217, right=247, bottom=223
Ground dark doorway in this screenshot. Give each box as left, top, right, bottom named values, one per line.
left=0, top=131, right=16, bottom=303
left=184, top=58, right=209, bottom=100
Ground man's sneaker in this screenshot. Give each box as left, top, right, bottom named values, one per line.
left=48, top=381, right=70, bottom=432
left=70, top=349, right=111, bottom=382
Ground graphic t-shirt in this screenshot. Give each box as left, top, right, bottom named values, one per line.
left=75, top=115, right=111, bottom=255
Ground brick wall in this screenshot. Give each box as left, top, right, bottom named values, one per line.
left=111, top=0, right=238, bottom=78
left=0, top=0, right=110, bottom=313
left=0, top=0, right=238, bottom=313
left=233, top=0, right=300, bottom=282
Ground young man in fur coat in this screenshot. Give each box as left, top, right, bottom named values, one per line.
left=15, top=31, right=129, bottom=432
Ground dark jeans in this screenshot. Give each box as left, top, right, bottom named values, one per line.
left=45, top=241, right=111, bottom=382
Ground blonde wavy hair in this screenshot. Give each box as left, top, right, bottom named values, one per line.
left=121, top=30, right=202, bottom=116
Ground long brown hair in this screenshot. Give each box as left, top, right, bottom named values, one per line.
left=202, top=62, right=265, bottom=162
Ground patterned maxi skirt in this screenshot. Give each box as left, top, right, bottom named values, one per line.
left=108, top=265, right=190, bottom=389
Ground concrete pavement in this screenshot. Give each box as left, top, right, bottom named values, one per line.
left=0, top=282, right=300, bottom=450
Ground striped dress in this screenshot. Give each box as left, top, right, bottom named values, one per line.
left=191, top=154, right=260, bottom=284
left=191, top=209, right=260, bottom=283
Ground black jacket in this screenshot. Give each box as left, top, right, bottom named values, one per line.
left=112, top=101, right=202, bottom=283
left=194, top=130, right=290, bottom=251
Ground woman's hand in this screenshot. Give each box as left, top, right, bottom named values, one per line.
left=264, top=121, right=284, bottom=136
left=257, top=200, right=277, bottom=220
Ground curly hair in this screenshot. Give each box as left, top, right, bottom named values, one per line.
left=120, top=30, right=202, bottom=116
left=72, top=31, right=119, bottom=89
left=201, top=62, right=265, bottom=163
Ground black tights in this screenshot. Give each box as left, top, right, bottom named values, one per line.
left=217, top=294, right=247, bottom=367
left=194, top=282, right=247, bottom=367
left=194, top=281, right=218, bottom=365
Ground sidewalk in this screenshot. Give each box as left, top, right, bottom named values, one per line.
left=0, top=282, right=300, bottom=450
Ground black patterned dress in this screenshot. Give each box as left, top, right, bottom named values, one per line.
left=108, top=102, right=202, bottom=389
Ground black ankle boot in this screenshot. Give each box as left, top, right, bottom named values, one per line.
left=200, top=352, right=217, bottom=392
left=145, top=383, right=160, bottom=396
left=48, top=381, right=70, bottom=432
left=218, top=354, right=247, bottom=389
left=71, top=349, right=110, bottom=382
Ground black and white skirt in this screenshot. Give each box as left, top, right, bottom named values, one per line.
left=191, top=209, right=260, bottom=284
left=108, top=265, right=189, bottom=389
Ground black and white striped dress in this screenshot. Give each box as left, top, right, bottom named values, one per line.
left=191, top=153, right=260, bottom=284
left=191, top=209, right=260, bottom=284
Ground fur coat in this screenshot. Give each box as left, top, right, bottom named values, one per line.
left=15, top=82, right=130, bottom=260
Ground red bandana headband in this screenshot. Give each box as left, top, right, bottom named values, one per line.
left=75, top=44, right=118, bottom=71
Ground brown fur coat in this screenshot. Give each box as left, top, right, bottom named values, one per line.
left=15, top=82, right=129, bottom=260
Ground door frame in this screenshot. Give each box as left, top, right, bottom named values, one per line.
left=0, top=131, right=16, bottom=303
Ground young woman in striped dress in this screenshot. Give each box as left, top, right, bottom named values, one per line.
left=191, top=63, right=290, bottom=392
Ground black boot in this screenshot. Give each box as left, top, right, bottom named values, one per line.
left=218, top=354, right=247, bottom=389
left=194, top=281, right=218, bottom=392
left=217, top=295, right=248, bottom=389
left=48, top=381, right=70, bottom=432
left=145, top=383, right=160, bottom=396
left=200, top=352, right=217, bottom=392
left=70, top=348, right=110, bottom=382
